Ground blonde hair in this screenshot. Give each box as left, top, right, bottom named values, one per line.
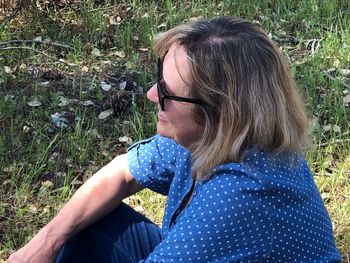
left=154, top=16, right=308, bottom=180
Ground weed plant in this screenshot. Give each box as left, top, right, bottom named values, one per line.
left=0, top=0, right=349, bottom=260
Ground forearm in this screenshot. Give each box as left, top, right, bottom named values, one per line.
left=37, top=153, right=139, bottom=250
left=8, top=153, right=142, bottom=262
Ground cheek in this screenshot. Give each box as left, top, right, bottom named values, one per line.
left=173, top=108, right=202, bottom=135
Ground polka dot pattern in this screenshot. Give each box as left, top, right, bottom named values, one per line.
left=128, top=135, right=341, bottom=262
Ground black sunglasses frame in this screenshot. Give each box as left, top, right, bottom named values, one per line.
left=157, top=58, right=204, bottom=111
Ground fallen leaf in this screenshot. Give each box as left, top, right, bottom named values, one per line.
left=309, top=116, right=318, bottom=130
left=58, top=96, right=70, bottom=107
left=98, top=109, right=113, bottom=119
left=158, top=23, right=167, bottom=29
left=23, top=126, right=30, bottom=133
left=91, top=48, right=101, bottom=56
left=28, top=204, right=38, bottom=213
left=119, top=136, right=132, bottom=144
left=333, top=59, right=340, bottom=68
left=326, top=67, right=336, bottom=74
left=41, top=180, right=54, bottom=188
left=101, top=81, right=111, bottom=91
left=333, top=125, right=341, bottom=133
left=81, top=66, right=89, bottom=72
left=92, top=65, right=101, bottom=72
left=339, top=68, right=350, bottom=76
left=42, top=206, right=50, bottom=213
left=81, top=100, right=94, bottom=106
left=55, top=172, right=66, bottom=177
left=344, top=95, right=350, bottom=106
left=102, top=150, right=111, bottom=157
left=109, top=16, right=118, bottom=25
left=48, top=152, right=60, bottom=162
left=28, top=98, right=41, bottom=107
left=323, top=125, right=331, bottom=132
left=278, top=29, right=287, bottom=36
left=119, top=81, right=127, bottom=90
left=3, top=165, right=17, bottom=172
left=114, top=50, right=125, bottom=58
left=124, top=61, right=134, bottom=69
left=4, top=66, right=12, bottom=73
left=72, top=180, right=83, bottom=186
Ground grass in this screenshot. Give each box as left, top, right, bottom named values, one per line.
left=0, top=0, right=349, bottom=261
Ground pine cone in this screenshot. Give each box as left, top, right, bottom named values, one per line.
left=112, top=92, right=132, bottom=118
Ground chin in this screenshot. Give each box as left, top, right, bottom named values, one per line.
left=157, top=124, right=172, bottom=139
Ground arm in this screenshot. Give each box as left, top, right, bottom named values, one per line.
left=8, top=153, right=143, bottom=263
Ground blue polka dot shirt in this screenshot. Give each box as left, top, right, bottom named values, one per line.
left=128, top=135, right=341, bottom=262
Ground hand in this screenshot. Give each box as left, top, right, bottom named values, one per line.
left=7, top=229, right=60, bottom=263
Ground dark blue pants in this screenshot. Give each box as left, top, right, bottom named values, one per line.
left=55, top=203, right=162, bottom=263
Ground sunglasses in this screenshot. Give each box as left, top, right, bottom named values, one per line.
left=157, top=58, right=204, bottom=111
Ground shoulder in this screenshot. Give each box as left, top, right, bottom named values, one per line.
left=127, top=135, right=191, bottom=195
left=128, top=134, right=190, bottom=164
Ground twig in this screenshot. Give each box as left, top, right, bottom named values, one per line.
left=0, top=39, right=77, bottom=52
left=0, top=46, right=73, bottom=66
left=271, top=34, right=299, bottom=45
left=319, top=138, right=350, bottom=147
left=323, top=70, right=350, bottom=89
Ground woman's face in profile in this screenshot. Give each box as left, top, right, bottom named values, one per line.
left=147, top=44, right=204, bottom=148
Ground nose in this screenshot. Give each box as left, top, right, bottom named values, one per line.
left=147, top=83, right=158, bottom=104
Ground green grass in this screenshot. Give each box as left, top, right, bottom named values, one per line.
left=0, top=0, right=349, bottom=261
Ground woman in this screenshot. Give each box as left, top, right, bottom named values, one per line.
left=9, top=16, right=341, bottom=262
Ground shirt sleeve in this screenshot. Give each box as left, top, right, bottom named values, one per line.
left=141, top=171, right=274, bottom=262
left=127, top=135, right=181, bottom=195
